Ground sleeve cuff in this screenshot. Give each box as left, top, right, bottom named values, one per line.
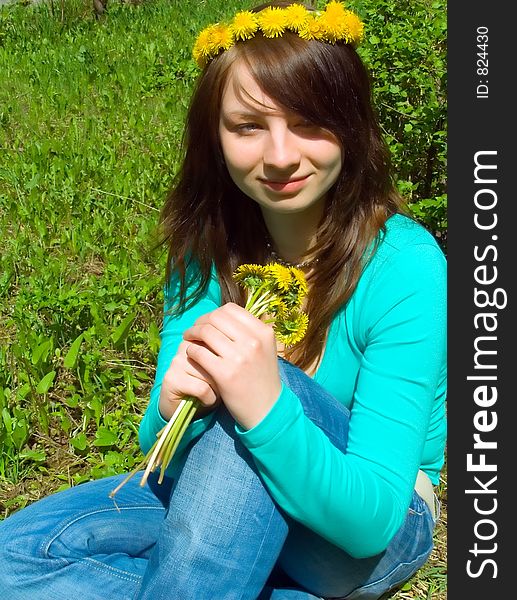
left=148, top=397, right=169, bottom=434
left=235, top=384, right=303, bottom=449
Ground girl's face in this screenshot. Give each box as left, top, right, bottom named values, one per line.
left=218, top=61, right=342, bottom=218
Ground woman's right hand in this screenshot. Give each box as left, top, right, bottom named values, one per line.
left=158, top=340, right=220, bottom=421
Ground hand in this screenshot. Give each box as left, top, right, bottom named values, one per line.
left=159, top=340, right=219, bottom=422
left=182, top=303, right=282, bottom=430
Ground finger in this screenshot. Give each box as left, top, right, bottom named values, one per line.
left=185, top=340, right=222, bottom=380
left=195, top=303, right=270, bottom=339
left=220, top=302, right=275, bottom=335
left=183, top=323, right=235, bottom=357
left=192, top=307, right=246, bottom=341
left=222, top=303, right=277, bottom=353
left=161, top=354, right=218, bottom=401
left=161, top=365, right=218, bottom=408
left=184, top=375, right=218, bottom=407
left=177, top=341, right=220, bottom=394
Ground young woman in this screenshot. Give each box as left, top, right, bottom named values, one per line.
left=0, top=2, right=446, bottom=599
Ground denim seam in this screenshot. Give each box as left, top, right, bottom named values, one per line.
left=407, top=507, right=426, bottom=516
left=242, top=506, right=279, bottom=600
left=41, top=505, right=163, bottom=561
left=84, top=557, right=142, bottom=583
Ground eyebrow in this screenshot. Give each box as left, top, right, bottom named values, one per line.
left=223, top=110, right=274, bottom=119
left=221, top=107, right=290, bottom=125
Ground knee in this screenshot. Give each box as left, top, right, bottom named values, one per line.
left=190, top=406, right=250, bottom=461
left=277, top=359, right=350, bottom=451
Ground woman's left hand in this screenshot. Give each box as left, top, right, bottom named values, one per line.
left=182, top=302, right=282, bottom=430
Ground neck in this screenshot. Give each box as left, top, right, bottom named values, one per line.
left=261, top=204, right=323, bottom=265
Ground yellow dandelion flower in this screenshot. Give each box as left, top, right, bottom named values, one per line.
left=234, top=264, right=267, bottom=278
left=232, top=11, right=259, bottom=41
left=234, top=264, right=268, bottom=296
left=264, top=297, right=286, bottom=316
left=208, top=23, right=234, bottom=52
left=283, top=4, right=310, bottom=31
left=257, top=7, right=287, bottom=38
left=192, top=26, right=214, bottom=66
left=319, top=1, right=349, bottom=42
left=298, top=15, right=326, bottom=41
left=193, top=24, right=234, bottom=66
left=289, top=266, right=309, bottom=299
left=324, top=0, right=348, bottom=21
left=234, top=264, right=266, bottom=286
left=344, top=12, right=365, bottom=44
left=319, top=3, right=364, bottom=44
left=274, top=310, right=309, bottom=347
left=266, top=263, right=293, bottom=291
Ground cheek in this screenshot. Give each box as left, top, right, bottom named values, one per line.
left=221, top=140, right=258, bottom=177
left=219, top=139, right=256, bottom=195
left=315, top=141, right=343, bottom=180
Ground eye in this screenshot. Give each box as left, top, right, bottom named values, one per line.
left=235, top=122, right=261, bottom=134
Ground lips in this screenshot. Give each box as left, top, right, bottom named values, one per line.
left=261, top=175, right=310, bottom=193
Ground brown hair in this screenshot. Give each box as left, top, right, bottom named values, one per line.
left=159, top=1, right=406, bottom=370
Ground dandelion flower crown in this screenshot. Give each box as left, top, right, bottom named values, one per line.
left=192, top=1, right=365, bottom=68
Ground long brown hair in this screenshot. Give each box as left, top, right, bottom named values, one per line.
left=160, top=1, right=406, bottom=370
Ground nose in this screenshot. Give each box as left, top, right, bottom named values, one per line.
left=263, top=125, right=301, bottom=172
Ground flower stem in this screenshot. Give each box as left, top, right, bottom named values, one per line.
left=110, top=397, right=200, bottom=499
left=139, top=397, right=197, bottom=487
left=108, top=445, right=156, bottom=499
left=157, top=399, right=198, bottom=483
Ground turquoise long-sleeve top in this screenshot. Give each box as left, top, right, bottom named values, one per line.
left=139, top=213, right=447, bottom=558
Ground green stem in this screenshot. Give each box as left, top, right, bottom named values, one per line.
left=155, top=398, right=196, bottom=470
left=110, top=396, right=200, bottom=498
left=248, top=291, right=280, bottom=317
left=139, top=397, right=189, bottom=487
left=245, top=283, right=269, bottom=311
left=108, top=440, right=158, bottom=499
left=157, top=400, right=198, bottom=483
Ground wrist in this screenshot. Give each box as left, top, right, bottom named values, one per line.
left=231, top=381, right=282, bottom=431
left=158, top=393, right=182, bottom=422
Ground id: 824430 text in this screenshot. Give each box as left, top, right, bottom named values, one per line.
left=476, top=26, right=488, bottom=99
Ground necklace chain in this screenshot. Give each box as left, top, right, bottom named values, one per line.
left=265, top=241, right=318, bottom=270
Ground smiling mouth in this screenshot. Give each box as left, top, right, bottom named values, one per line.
left=260, top=175, right=310, bottom=192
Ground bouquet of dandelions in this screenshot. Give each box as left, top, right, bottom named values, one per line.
left=110, top=263, right=309, bottom=499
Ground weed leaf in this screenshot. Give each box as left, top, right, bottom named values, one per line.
left=32, top=340, right=51, bottom=367
left=94, top=427, right=118, bottom=447
left=63, top=334, right=84, bottom=369
left=111, top=313, right=135, bottom=347
left=36, top=370, right=56, bottom=395
left=71, top=433, right=88, bottom=452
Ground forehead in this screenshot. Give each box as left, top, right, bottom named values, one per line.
left=221, top=60, right=281, bottom=115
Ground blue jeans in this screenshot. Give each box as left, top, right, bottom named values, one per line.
left=0, top=359, right=435, bottom=599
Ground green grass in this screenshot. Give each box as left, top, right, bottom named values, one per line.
left=0, top=1, right=446, bottom=597
left=0, top=0, right=245, bottom=486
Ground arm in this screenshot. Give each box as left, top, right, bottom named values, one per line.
left=234, top=243, right=447, bottom=557
left=138, top=266, right=222, bottom=473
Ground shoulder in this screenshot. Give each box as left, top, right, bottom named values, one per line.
left=376, top=213, right=445, bottom=260
left=349, top=214, right=446, bottom=332
left=362, top=213, right=446, bottom=282
left=347, top=215, right=447, bottom=343
left=164, top=260, right=222, bottom=310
